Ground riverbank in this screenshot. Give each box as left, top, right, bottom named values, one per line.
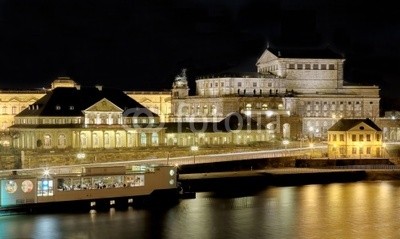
left=177, top=158, right=400, bottom=192
left=178, top=168, right=400, bottom=193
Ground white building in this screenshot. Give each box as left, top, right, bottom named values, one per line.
left=171, top=47, right=380, bottom=140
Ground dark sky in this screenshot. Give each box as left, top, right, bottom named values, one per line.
left=0, top=0, right=399, bottom=101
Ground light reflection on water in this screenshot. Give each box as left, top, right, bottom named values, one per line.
left=1, top=181, right=400, bottom=239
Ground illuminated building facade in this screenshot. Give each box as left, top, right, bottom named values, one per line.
left=9, top=85, right=162, bottom=150
left=327, top=118, right=383, bottom=158
left=172, top=47, right=381, bottom=140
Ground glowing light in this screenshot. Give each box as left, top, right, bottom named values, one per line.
left=43, top=169, right=50, bottom=177
left=77, top=152, right=86, bottom=159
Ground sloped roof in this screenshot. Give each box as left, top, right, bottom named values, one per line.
left=163, top=113, right=264, bottom=133
left=328, top=118, right=382, bottom=132
left=16, top=86, right=157, bottom=117
left=266, top=47, right=344, bottom=59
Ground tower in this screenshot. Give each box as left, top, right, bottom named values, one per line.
left=172, top=69, right=189, bottom=98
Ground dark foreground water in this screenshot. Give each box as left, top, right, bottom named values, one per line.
left=1, top=181, right=400, bottom=239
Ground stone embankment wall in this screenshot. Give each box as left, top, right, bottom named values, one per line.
left=0, top=145, right=279, bottom=170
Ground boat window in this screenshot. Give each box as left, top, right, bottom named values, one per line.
left=37, top=179, right=54, bottom=196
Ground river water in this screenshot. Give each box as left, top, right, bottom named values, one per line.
left=1, top=180, right=400, bottom=239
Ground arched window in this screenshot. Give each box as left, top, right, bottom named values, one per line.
left=127, top=133, right=133, bottom=147
left=203, top=105, right=208, bottom=115
left=116, top=133, right=121, bottom=147
left=211, top=105, right=217, bottom=115
left=80, top=133, right=87, bottom=148
left=262, top=104, right=268, bottom=110
left=104, top=133, right=110, bottom=146
left=151, top=132, right=159, bottom=146
left=44, top=134, right=52, bottom=148
left=140, top=133, right=147, bottom=146
left=283, top=123, right=290, bottom=139
left=93, top=133, right=99, bottom=147
left=58, top=134, right=66, bottom=147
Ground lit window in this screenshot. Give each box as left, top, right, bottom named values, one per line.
left=58, top=134, right=66, bottom=147
left=37, top=179, right=54, bottom=196
left=44, top=134, right=52, bottom=147
left=152, top=132, right=158, bottom=145
left=141, top=133, right=147, bottom=146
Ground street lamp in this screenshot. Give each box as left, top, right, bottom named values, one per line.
left=282, top=139, right=289, bottom=149
left=282, top=139, right=289, bottom=156
left=190, top=145, right=199, bottom=164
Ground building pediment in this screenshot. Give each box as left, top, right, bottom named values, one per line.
left=348, top=122, right=379, bottom=132
left=84, top=98, right=123, bottom=112
left=256, top=49, right=278, bottom=65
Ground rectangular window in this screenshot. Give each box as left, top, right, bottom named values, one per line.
left=352, top=147, right=357, bottom=154
left=215, top=83, right=218, bottom=87
left=288, top=64, right=295, bottom=69
left=321, top=64, right=327, bottom=70
left=329, top=64, right=335, bottom=70
left=359, top=134, right=364, bottom=141
left=238, top=82, right=242, bottom=87
left=376, top=134, right=381, bottom=141
left=305, top=64, right=311, bottom=70
left=297, top=64, right=303, bottom=69
left=221, top=82, right=224, bottom=87
left=333, top=134, right=337, bottom=141
left=253, top=82, right=257, bottom=87
left=367, top=147, right=371, bottom=154
left=352, top=135, right=356, bottom=141
left=313, top=64, right=318, bottom=70
left=340, top=134, right=344, bottom=141
left=366, top=134, right=371, bottom=141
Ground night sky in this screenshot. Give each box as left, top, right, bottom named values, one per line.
left=0, top=0, right=399, bottom=109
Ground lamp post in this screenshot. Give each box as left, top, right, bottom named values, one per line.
left=190, top=145, right=199, bottom=164
left=282, top=139, right=289, bottom=156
